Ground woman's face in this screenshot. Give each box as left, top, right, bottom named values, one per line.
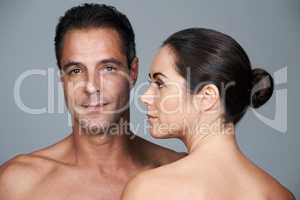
left=141, top=46, right=199, bottom=139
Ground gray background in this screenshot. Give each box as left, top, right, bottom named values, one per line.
left=0, top=0, right=299, bottom=197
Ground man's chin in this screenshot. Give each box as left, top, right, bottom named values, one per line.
left=76, top=117, right=112, bottom=136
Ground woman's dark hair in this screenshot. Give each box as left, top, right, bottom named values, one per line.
left=162, top=28, right=274, bottom=124
left=54, top=3, right=136, bottom=69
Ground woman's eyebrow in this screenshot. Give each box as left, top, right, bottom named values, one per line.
left=150, top=72, right=167, bottom=79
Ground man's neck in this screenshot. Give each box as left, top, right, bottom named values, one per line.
left=69, top=117, right=138, bottom=171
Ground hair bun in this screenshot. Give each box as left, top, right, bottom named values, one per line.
left=250, top=68, right=274, bottom=108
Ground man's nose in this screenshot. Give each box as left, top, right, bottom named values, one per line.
left=85, top=72, right=100, bottom=94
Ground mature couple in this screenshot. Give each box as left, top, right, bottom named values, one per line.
left=0, top=3, right=294, bottom=200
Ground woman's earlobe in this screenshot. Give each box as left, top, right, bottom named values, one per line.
left=199, top=84, right=220, bottom=111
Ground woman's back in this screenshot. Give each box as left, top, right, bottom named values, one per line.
left=122, top=137, right=294, bottom=200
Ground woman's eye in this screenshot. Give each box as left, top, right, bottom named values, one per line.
left=147, top=78, right=164, bottom=89
left=154, top=80, right=164, bottom=88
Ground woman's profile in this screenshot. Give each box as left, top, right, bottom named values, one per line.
left=122, top=28, right=294, bottom=199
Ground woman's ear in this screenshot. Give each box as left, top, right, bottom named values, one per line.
left=129, top=57, right=139, bottom=86
left=194, top=84, right=220, bottom=112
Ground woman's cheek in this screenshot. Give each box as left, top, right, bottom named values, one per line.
left=158, top=93, right=182, bottom=115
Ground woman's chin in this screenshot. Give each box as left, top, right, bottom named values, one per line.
left=148, top=128, right=174, bottom=139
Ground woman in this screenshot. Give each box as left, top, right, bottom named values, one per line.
left=122, top=28, right=294, bottom=199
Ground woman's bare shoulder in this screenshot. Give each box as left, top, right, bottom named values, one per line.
left=122, top=155, right=296, bottom=200
left=122, top=167, right=188, bottom=200
left=256, top=172, right=295, bottom=199
left=240, top=158, right=295, bottom=199
left=121, top=161, right=196, bottom=200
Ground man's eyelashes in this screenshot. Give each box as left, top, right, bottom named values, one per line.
left=64, top=64, right=118, bottom=76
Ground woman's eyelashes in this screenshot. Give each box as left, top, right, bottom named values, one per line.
left=155, top=79, right=165, bottom=88
left=148, top=78, right=165, bottom=89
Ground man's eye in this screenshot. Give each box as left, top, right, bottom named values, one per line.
left=103, top=65, right=116, bottom=72
left=69, top=68, right=81, bottom=75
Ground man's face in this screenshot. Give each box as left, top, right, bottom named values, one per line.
left=60, top=28, right=134, bottom=133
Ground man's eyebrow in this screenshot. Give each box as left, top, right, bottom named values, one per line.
left=61, top=58, right=125, bottom=70
left=61, top=61, right=82, bottom=71
left=98, top=58, right=124, bottom=67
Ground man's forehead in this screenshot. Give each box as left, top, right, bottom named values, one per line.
left=63, top=28, right=122, bottom=50
left=61, top=28, right=127, bottom=65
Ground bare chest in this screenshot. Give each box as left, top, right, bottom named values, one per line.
left=28, top=169, right=129, bottom=200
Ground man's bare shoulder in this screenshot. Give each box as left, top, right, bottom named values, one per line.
left=0, top=153, right=55, bottom=180
left=0, top=136, right=72, bottom=199
left=0, top=154, right=57, bottom=199
left=131, top=136, right=186, bottom=165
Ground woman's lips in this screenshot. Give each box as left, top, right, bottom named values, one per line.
left=146, top=114, right=158, bottom=119
left=146, top=114, right=158, bottom=125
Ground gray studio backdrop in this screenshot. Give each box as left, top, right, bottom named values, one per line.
left=0, top=0, right=299, bottom=197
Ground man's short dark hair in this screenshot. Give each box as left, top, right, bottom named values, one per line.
left=54, top=3, right=136, bottom=69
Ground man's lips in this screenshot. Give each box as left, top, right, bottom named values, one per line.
left=79, top=102, right=109, bottom=112
left=81, top=102, right=108, bottom=107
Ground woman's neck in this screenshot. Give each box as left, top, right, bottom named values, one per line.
left=182, top=118, right=238, bottom=155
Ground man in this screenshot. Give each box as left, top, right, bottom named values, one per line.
left=0, top=4, right=184, bottom=200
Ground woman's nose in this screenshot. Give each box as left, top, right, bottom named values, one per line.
left=140, top=87, right=154, bottom=106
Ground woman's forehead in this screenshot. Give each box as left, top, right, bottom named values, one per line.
left=150, top=46, right=177, bottom=76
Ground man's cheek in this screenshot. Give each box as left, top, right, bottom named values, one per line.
left=66, top=88, right=82, bottom=109
left=105, top=76, right=130, bottom=88
left=104, top=78, right=130, bottom=96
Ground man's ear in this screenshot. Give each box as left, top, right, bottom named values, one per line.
left=59, top=70, right=65, bottom=82
left=194, top=84, right=220, bottom=112
left=129, top=57, right=139, bottom=86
